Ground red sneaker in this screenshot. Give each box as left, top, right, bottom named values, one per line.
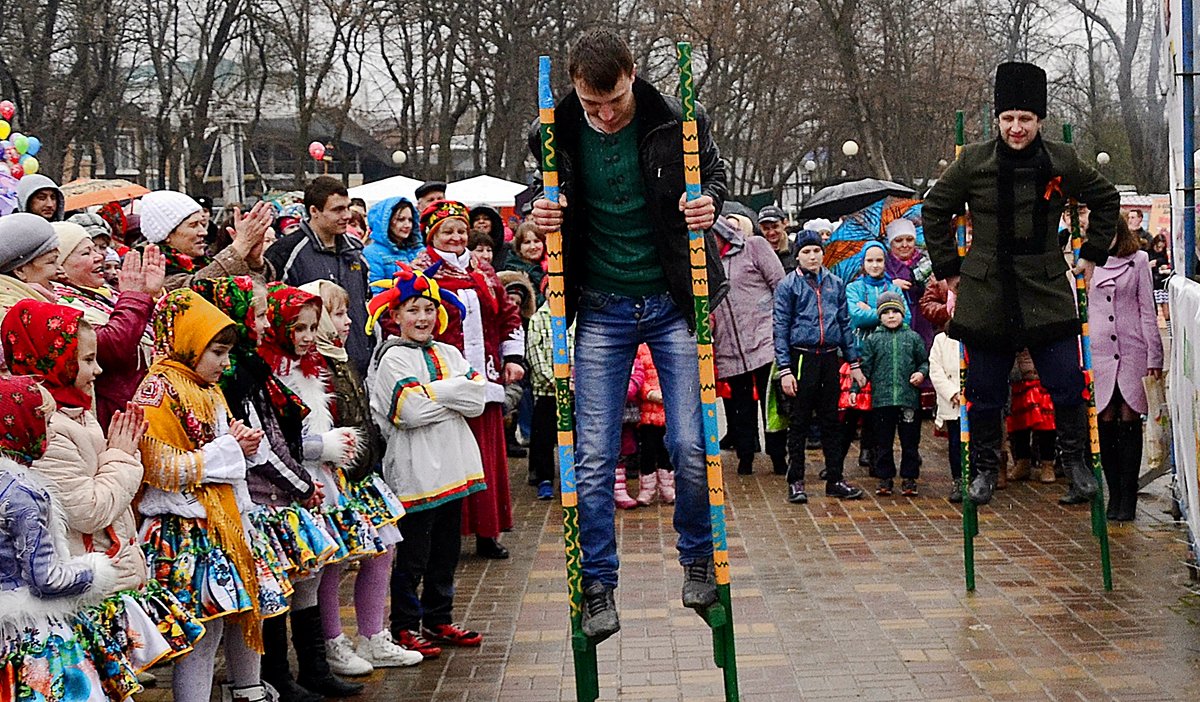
left=422, top=623, right=483, bottom=647
left=393, top=629, right=442, bottom=659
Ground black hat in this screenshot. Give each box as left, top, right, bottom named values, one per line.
left=757, top=205, right=786, bottom=224
left=194, top=195, right=214, bottom=211
left=415, top=180, right=447, bottom=199
left=994, top=62, right=1047, bottom=118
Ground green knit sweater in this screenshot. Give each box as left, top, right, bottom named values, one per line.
left=578, top=123, right=667, bottom=296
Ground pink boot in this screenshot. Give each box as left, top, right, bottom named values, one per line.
left=636, top=469, right=657, bottom=506
left=657, top=469, right=675, bottom=504
left=614, top=463, right=638, bottom=509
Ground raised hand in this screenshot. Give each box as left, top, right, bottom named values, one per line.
left=117, top=249, right=143, bottom=294
left=230, top=202, right=274, bottom=268
left=141, top=245, right=167, bottom=293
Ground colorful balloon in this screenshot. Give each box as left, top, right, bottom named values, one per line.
left=0, top=121, right=8, bottom=140
left=20, top=156, right=38, bottom=175
left=308, top=141, right=325, bottom=161
left=11, top=134, right=26, bottom=155
left=0, top=101, right=13, bottom=121
left=24, top=136, right=39, bottom=156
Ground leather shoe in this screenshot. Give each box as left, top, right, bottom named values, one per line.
left=476, top=537, right=509, bottom=559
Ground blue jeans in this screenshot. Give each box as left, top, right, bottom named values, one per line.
left=574, top=289, right=712, bottom=588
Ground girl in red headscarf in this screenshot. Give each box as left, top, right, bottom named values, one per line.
left=411, top=200, right=524, bottom=565
left=256, top=283, right=380, bottom=698
left=2, top=299, right=206, bottom=698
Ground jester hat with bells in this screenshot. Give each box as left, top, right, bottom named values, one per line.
left=365, top=261, right=467, bottom=336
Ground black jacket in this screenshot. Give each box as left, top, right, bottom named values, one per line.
left=527, top=77, right=729, bottom=331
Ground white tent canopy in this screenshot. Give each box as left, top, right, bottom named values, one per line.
left=446, top=175, right=527, bottom=207
left=347, top=175, right=423, bottom=207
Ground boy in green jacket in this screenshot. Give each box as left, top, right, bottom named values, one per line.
left=861, top=292, right=929, bottom=496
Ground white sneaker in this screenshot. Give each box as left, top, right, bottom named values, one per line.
left=355, top=631, right=423, bottom=667
left=325, top=634, right=374, bottom=676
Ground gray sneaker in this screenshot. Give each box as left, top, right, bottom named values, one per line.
left=581, top=582, right=620, bottom=641
left=681, top=558, right=718, bottom=611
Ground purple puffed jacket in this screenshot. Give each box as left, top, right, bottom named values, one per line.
left=712, top=231, right=785, bottom=379
left=1088, top=250, right=1163, bottom=414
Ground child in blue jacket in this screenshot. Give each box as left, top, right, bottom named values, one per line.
left=773, top=230, right=867, bottom=504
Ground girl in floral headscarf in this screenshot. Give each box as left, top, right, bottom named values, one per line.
left=131, top=288, right=286, bottom=702
left=255, top=283, right=377, bottom=698
left=190, top=276, right=346, bottom=699
left=411, top=200, right=524, bottom=566
left=3, top=299, right=205, bottom=698
left=0, top=375, right=122, bottom=702
left=299, top=280, right=415, bottom=673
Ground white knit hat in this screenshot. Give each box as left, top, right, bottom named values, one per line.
left=141, top=191, right=202, bottom=244
left=885, top=218, right=917, bottom=246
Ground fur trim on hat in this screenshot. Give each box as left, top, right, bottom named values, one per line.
left=498, top=270, right=536, bottom=319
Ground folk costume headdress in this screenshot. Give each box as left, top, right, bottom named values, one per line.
left=258, top=284, right=327, bottom=379
left=191, top=276, right=309, bottom=435
left=0, top=375, right=55, bottom=466
left=415, top=199, right=498, bottom=317
left=133, top=289, right=265, bottom=651
left=298, top=280, right=351, bottom=363
left=2, top=299, right=93, bottom=410
left=364, top=261, right=466, bottom=337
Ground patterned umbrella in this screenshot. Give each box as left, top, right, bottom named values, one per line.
left=824, top=197, right=924, bottom=281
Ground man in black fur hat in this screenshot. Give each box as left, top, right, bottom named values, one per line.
left=923, top=62, right=1120, bottom=507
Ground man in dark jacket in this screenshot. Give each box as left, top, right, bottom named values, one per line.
left=529, top=29, right=727, bottom=642
left=265, top=176, right=372, bottom=375
left=923, top=62, right=1120, bottom=507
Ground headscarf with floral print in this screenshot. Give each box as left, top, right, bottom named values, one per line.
left=0, top=376, right=55, bottom=466
left=420, top=199, right=470, bottom=245
left=191, top=276, right=309, bottom=431
left=1, top=299, right=93, bottom=410
left=257, top=283, right=326, bottom=379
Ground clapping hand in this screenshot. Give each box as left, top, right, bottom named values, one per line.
left=229, top=420, right=265, bottom=457
left=118, top=246, right=167, bottom=296
left=230, top=202, right=275, bottom=269
left=106, top=403, right=147, bottom=454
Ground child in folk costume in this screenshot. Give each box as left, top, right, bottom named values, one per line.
left=297, top=279, right=418, bottom=672
left=256, top=283, right=381, bottom=699
left=3, top=300, right=205, bottom=698
left=0, top=376, right=123, bottom=702
left=132, top=289, right=289, bottom=702
left=411, top=200, right=525, bottom=562
left=366, top=263, right=487, bottom=654
left=188, top=277, right=345, bottom=701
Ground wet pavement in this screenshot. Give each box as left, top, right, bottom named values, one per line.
left=145, top=429, right=1200, bottom=701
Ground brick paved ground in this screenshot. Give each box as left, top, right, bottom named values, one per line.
left=142, top=428, right=1200, bottom=701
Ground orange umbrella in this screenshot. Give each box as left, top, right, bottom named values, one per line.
left=60, top=178, right=150, bottom=210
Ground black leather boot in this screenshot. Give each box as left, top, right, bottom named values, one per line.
left=292, top=606, right=364, bottom=697
left=262, top=614, right=321, bottom=702
left=1055, top=403, right=1098, bottom=502
left=967, top=409, right=1003, bottom=506
left=1116, top=421, right=1143, bottom=521
left=1098, top=420, right=1121, bottom=520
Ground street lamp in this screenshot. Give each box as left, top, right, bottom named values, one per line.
left=392, top=150, right=408, bottom=167
left=1096, top=151, right=1110, bottom=166
left=842, top=140, right=859, bottom=157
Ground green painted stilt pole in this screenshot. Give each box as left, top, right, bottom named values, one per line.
left=955, top=110, right=978, bottom=592
left=1062, top=124, right=1114, bottom=591
left=537, top=56, right=600, bottom=701
left=677, top=41, right=740, bottom=701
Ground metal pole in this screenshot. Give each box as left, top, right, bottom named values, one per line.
left=1063, top=123, right=1114, bottom=591
left=677, top=41, right=740, bottom=701
left=536, top=56, right=599, bottom=702
left=955, top=111, right=977, bottom=592
left=1183, top=0, right=1196, bottom=278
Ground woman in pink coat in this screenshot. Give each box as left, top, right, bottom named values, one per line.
left=1088, top=215, right=1163, bottom=521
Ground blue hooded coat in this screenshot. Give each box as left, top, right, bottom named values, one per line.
left=364, top=197, right=422, bottom=283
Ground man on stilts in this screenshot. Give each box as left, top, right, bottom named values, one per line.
left=923, top=62, right=1120, bottom=506
left=529, top=29, right=727, bottom=641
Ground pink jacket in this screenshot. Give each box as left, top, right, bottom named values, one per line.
left=1088, top=250, right=1163, bottom=414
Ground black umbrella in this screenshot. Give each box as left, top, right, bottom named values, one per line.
left=797, top=178, right=916, bottom=221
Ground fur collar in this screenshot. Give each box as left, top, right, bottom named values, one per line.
left=275, top=365, right=334, bottom=435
